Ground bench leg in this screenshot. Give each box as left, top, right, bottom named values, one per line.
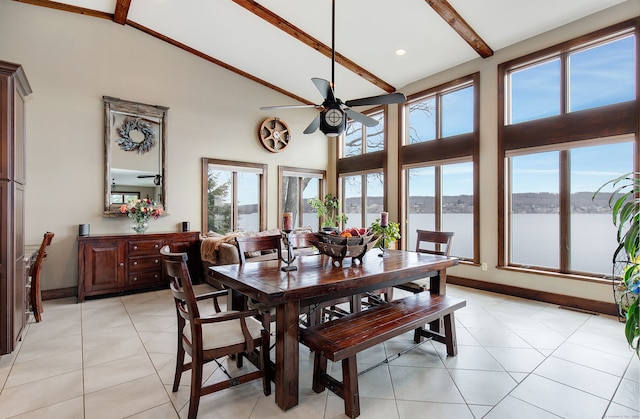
left=312, top=353, right=327, bottom=393
left=443, top=312, right=458, bottom=356
left=342, top=357, right=360, bottom=419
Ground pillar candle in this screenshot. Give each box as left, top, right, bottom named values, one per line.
left=283, top=212, right=293, bottom=232
left=380, top=212, right=388, bottom=228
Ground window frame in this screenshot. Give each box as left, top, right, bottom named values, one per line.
left=278, top=166, right=326, bottom=231
left=400, top=73, right=480, bottom=262
left=497, top=18, right=640, bottom=281
left=201, top=158, right=267, bottom=234
left=341, top=106, right=385, bottom=157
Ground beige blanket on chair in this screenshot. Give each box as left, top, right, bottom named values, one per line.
left=200, top=232, right=243, bottom=264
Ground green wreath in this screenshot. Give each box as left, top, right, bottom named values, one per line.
left=116, top=117, right=157, bottom=154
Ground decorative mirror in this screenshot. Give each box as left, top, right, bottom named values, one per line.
left=103, top=96, right=168, bottom=215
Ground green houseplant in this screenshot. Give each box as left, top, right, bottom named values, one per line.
left=594, top=172, right=639, bottom=357
left=369, top=218, right=401, bottom=249
left=308, top=194, right=348, bottom=230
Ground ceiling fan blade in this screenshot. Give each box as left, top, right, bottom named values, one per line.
left=260, top=104, right=318, bottom=110
left=345, top=92, right=407, bottom=107
left=344, top=109, right=379, bottom=127
left=312, top=78, right=336, bottom=102
left=303, top=115, right=321, bottom=134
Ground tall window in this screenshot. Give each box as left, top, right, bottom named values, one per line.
left=402, top=74, right=479, bottom=262
left=201, top=158, right=266, bottom=234
left=341, top=172, right=384, bottom=229
left=278, top=167, right=325, bottom=230
left=499, top=19, right=638, bottom=279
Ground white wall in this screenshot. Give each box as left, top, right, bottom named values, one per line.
left=1, top=0, right=638, bottom=304
left=0, top=1, right=328, bottom=291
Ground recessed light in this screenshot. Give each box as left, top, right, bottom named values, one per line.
left=395, top=49, right=406, bottom=56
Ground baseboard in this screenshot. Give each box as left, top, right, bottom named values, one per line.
left=448, top=276, right=618, bottom=316
left=42, top=287, right=77, bottom=301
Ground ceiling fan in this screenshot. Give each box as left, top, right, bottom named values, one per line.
left=137, top=174, right=162, bottom=186
left=260, top=0, right=406, bottom=137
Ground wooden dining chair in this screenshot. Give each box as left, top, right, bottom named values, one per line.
left=29, top=232, right=54, bottom=322
left=235, top=234, right=282, bottom=264
left=395, top=229, right=455, bottom=295
left=160, top=246, right=271, bottom=419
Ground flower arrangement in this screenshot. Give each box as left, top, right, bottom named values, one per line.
left=369, top=218, right=401, bottom=249
left=119, top=198, right=163, bottom=233
left=594, top=172, right=639, bottom=358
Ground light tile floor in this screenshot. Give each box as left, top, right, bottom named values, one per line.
left=0, top=285, right=638, bottom=419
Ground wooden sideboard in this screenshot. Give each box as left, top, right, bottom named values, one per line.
left=77, top=231, right=200, bottom=302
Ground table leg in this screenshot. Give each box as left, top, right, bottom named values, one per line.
left=275, top=300, right=300, bottom=410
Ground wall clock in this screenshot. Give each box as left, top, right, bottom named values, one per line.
left=259, top=117, right=291, bottom=153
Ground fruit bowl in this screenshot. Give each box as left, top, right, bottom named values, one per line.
left=310, top=231, right=380, bottom=267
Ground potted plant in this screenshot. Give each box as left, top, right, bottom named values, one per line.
left=369, top=218, right=401, bottom=249
left=308, top=194, right=348, bottom=232
left=594, top=172, right=639, bottom=358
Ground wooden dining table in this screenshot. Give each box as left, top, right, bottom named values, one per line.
left=209, top=249, right=458, bottom=411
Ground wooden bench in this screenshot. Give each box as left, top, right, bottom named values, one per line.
left=299, top=293, right=466, bottom=418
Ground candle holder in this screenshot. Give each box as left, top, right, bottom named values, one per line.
left=378, top=227, right=389, bottom=258
left=281, top=231, right=298, bottom=271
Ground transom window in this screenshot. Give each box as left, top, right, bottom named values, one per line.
left=343, top=108, right=385, bottom=157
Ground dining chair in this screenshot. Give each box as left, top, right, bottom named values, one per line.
left=160, top=246, right=271, bottom=419
left=236, top=234, right=282, bottom=264
left=29, top=232, right=54, bottom=322
left=395, top=229, right=455, bottom=295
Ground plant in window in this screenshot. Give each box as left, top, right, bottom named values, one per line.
left=368, top=218, right=401, bottom=249
left=594, top=172, right=639, bottom=358
left=308, top=194, right=348, bottom=230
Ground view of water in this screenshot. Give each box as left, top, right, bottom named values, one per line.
left=236, top=212, right=619, bottom=276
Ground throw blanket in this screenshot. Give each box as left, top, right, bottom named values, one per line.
left=200, top=232, right=243, bottom=264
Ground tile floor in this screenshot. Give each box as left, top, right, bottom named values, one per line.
left=0, top=284, right=638, bottom=419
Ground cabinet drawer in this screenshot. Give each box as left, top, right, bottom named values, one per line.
left=127, top=271, right=163, bottom=288
left=128, top=255, right=162, bottom=272
left=128, top=239, right=163, bottom=255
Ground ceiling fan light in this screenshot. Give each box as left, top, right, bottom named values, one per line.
left=395, top=49, right=406, bottom=56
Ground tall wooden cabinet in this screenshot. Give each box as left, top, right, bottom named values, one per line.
left=77, top=231, right=201, bottom=302
left=0, top=61, right=32, bottom=355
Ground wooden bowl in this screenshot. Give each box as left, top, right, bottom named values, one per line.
left=310, top=232, right=380, bottom=267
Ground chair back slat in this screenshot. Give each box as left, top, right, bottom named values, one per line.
left=235, top=234, right=282, bottom=264
left=161, top=246, right=201, bottom=321
left=415, top=230, right=454, bottom=257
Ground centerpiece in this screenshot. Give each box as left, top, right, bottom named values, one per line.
left=119, top=198, right=164, bottom=233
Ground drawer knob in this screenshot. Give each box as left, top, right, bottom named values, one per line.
left=154, top=244, right=159, bottom=248
left=133, top=277, right=138, bottom=281
left=133, top=261, right=138, bottom=265
left=154, top=259, right=159, bottom=264
left=133, top=245, right=138, bottom=250
left=119, top=262, right=124, bottom=267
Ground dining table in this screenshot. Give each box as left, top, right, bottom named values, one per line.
left=209, top=249, right=459, bottom=411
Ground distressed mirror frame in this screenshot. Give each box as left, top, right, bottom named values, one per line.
left=103, top=96, right=168, bottom=216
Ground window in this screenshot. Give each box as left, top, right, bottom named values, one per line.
left=498, top=19, right=639, bottom=279
left=507, top=140, right=633, bottom=275
left=278, top=167, right=326, bottom=230
left=402, top=74, right=479, bottom=262
left=406, top=161, right=474, bottom=261
left=341, top=172, right=384, bottom=229
left=343, top=108, right=384, bottom=157
left=201, top=158, right=266, bottom=234
left=110, top=192, right=140, bottom=205
left=407, top=83, right=474, bottom=144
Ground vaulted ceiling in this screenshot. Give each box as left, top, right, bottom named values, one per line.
left=16, top=0, right=627, bottom=106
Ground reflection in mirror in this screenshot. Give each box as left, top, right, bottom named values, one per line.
left=104, top=96, right=168, bottom=215
left=278, top=166, right=326, bottom=231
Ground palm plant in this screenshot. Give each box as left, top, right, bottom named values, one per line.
left=594, top=172, right=639, bottom=357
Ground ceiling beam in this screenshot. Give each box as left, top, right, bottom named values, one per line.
left=113, top=0, right=131, bottom=25
left=15, top=0, right=111, bottom=20
left=425, top=0, right=493, bottom=58
left=231, top=0, right=397, bottom=94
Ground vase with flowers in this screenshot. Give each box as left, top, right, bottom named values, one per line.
left=119, top=198, right=163, bottom=233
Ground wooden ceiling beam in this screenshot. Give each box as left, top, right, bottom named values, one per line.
left=425, top=0, right=493, bottom=58
left=113, top=0, right=131, bottom=25
left=15, top=0, right=112, bottom=20
left=232, top=0, right=397, bottom=93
